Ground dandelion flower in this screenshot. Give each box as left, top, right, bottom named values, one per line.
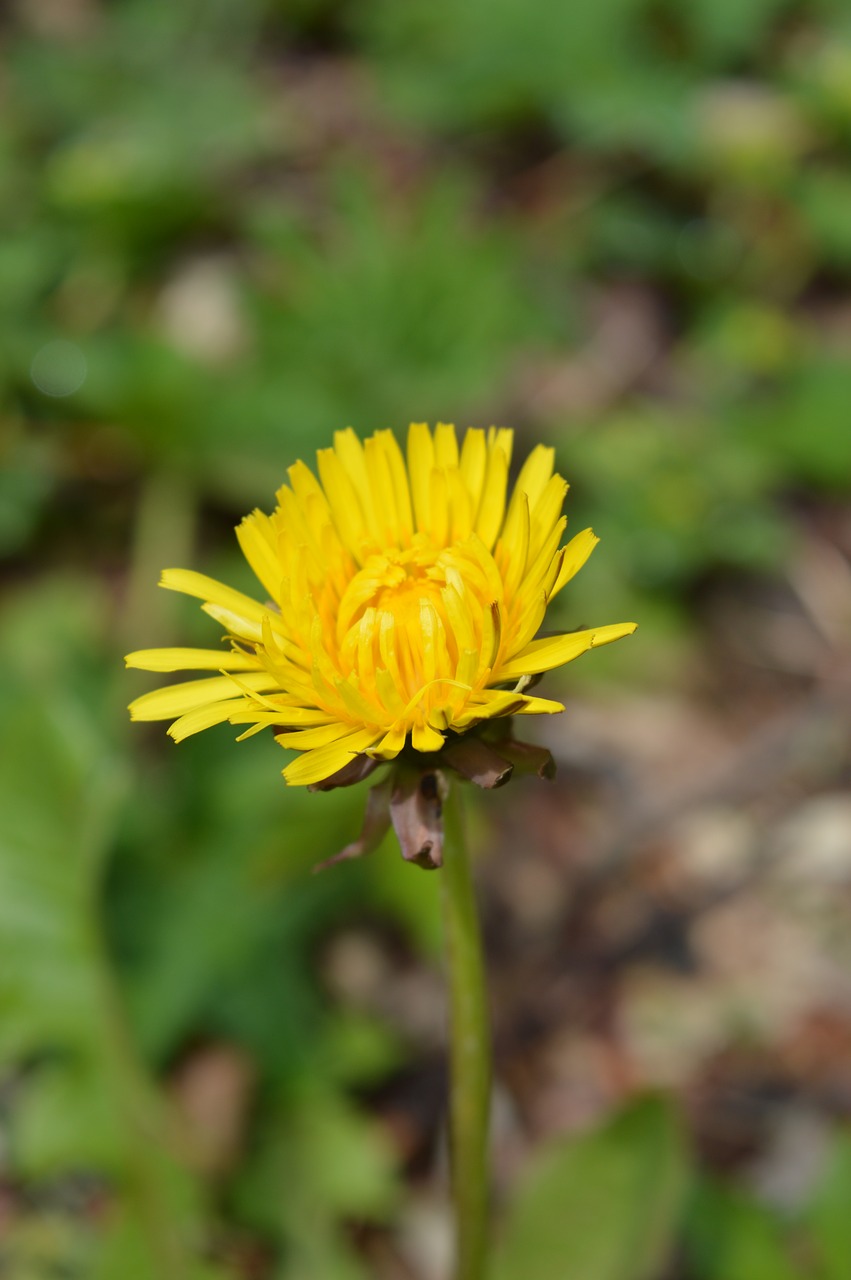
left=127, top=424, right=635, bottom=792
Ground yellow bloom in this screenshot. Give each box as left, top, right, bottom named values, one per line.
left=127, top=424, right=635, bottom=787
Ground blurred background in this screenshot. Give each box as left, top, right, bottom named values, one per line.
left=2, top=0, right=851, bottom=1276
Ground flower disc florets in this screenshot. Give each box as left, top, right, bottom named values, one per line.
left=127, top=424, right=635, bottom=787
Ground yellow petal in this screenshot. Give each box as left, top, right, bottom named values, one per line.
left=448, top=467, right=473, bottom=541
left=522, top=515, right=566, bottom=596
left=275, top=485, right=322, bottom=566
left=508, top=590, right=547, bottom=657
left=377, top=429, right=413, bottom=545
left=496, top=622, right=637, bottom=679
left=512, top=694, right=565, bottom=715
left=475, top=440, right=510, bottom=551
left=317, top=447, right=368, bottom=562
left=496, top=491, right=530, bottom=598
left=282, top=728, right=380, bottom=786
left=487, top=426, right=513, bottom=468
left=428, top=466, right=450, bottom=546
left=286, top=457, right=326, bottom=510
left=274, top=723, right=354, bottom=750
left=129, top=672, right=278, bottom=721
left=412, top=601, right=431, bottom=686
left=412, top=722, right=444, bottom=753
left=434, top=422, right=459, bottom=470
left=236, top=511, right=282, bottom=601
left=334, top=427, right=371, bottom=504
left=370, top=723, right=407, bottom=758
left=125, top=647, right=257, bottom=673
left=461, top=532, right=504, bottom=607
left=202, top=603, right=264, bottom=644
left=460, top=427, right=487, bottom=517
left=364, top=434, right=399, bottom=546
left=407, top=423, right=434, bottom=535
left=513, top=444, right=555, bottom=509
left=334, top=428, right=381, bottom=544
left=356, top=607, right=378, bottom=692
left=527, top=475, right=569, bottom=564
left=229, top=706, right=335, bottom=727
left=452, top=690, right=525, bottom=727
left=168, top=699, right=248, bottom=742
left=456, top=647, right=479, bottom=689
left=548, top=528, right=600, bottom=600
left=335, top=676, right=381, bottom=723
left=441, top=582, right=476, bottom=655
left=375, top=665, right=405, bottom=717
left=159, top=568, right=267, bottom=624
left=480, top=599, right=502, bottom=672
left=378, top=611, right=405, bottom=702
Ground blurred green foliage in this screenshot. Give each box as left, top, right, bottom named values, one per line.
left=3, top=0, right=851, bottom=1274
left=494, top=1096, right=689, bottom=1280
left=685, top=1136, right=851, bottom=1280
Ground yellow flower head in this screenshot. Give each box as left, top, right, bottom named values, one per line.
left=127, top=424, right=635, bottom=787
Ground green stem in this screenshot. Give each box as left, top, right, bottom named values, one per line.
left=441, top=781, right=492, bottom=1280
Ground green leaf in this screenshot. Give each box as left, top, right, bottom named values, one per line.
left=742, top=358, right=851, bottom=492
left=795, top=168, right=851, bottom=270
left=233, top=1085, right=399, bottom=1280
left=0, top=580, right=217, bottom=1273
left=679, top=0, right=791, bottom=62
left=495, top=1096, right=689, bottom=1280
left=808, top=1131, right=851, bottom=1280
left=686, top=1180, right=806, bottom=1280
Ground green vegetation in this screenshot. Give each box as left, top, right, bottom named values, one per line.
left=2, top=0, right=851, bottom=1275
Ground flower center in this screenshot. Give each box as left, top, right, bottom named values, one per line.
left=337, top=540, right=447, bottom=639
left=329, top=531, right=500, bottom=713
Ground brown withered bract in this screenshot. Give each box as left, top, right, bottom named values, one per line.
left=312, top=725, right=556, bottom=873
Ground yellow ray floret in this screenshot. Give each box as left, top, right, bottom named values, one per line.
left=127, top=425, right=636, bottom=786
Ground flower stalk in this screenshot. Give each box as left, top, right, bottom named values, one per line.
left=441, top=780, right=491, bottom=1280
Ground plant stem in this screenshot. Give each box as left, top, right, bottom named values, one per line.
left=441, top=780, right=492, bottom=1280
